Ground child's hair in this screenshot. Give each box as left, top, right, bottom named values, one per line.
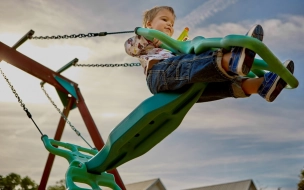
left=142, top=6, right=176, bottom=27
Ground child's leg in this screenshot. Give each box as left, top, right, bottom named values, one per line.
left=241, top=77, right=264, bottom=94
left=197, top=77, right=251, bottom=103
left=197, top=80, right=245, bottom=103
left=198, top=60, right=294, bottom=103
left=257, top=60, right=294, bottom=102
left=240, top=60, right=294, bottom=102
left=147, top=50, right=236, bottom=94
left=222, top=25, right=264, bottom=76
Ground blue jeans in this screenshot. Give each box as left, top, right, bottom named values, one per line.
left=146, top=49, right=249, bottom=103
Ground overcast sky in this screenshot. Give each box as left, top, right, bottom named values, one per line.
left=0, top=0, right=303, bottom=190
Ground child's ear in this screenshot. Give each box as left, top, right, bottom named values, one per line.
left=146, top=21, right=152, bottom=28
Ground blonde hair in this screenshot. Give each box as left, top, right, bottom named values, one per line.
left=142, top=6, right=176, bottom=27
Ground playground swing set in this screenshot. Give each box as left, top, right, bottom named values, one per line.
left=0, top=27, right=298, bottom=190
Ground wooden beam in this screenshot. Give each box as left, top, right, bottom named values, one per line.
left=0, top=41, right=77, bottom=93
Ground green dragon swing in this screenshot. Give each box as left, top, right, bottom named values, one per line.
left=40, top=27, right=298, bottom=189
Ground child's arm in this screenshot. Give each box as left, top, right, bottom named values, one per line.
left=124, top=35, right=149, bottom=57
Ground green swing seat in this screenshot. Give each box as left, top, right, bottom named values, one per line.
left=42, top=82, right=206, bottom=189
left=86, top=82, right=207, bottom=173
left=42, top=27, right=298, bottom=190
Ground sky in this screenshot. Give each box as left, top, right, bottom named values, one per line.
left=0, top=0, right=303, bottom=190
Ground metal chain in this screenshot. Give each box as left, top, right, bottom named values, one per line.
left=29, top=30, right=134, bottom=40
left=0, top=67, right=26, bottom=110
left=0, top=67, right=44, bottom=135
left=0, top=66, right=93, bottom=148
left=73, top=62, right=141, bottom=67
left=31, top=33, right=101, bottom=40
left=40, top=85, right=93, bottom=149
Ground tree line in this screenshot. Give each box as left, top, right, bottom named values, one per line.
left=0, top=173, right=64, bottom=190
left=2, top=170, right=304, bottom=190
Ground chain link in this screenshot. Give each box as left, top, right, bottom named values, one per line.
left=30, top=33, right=101, bottom=40
left=0, top=67, right=45, bottom=135
left=73, top=62, right=141, bottom=67
left=0, top=67, right=27, bottom=111
left=40, top=85, right=93, bottom=148
left=29, top=30, right=134, bottom=40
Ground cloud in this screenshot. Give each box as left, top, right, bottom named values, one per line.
left=177, top=0, right=238, bottom=30
left=188, top=15, right=304, bottom=51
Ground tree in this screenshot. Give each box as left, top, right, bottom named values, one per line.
left=47, top=179, right=65, bottom=190
left=0, top=173, right=21, bottom=190
left=0, top=173, right=66, bottom=190
left=20, top=176, right=38, bottom=190
left=0, top=173, right=38, bottom=190
left=299, top=169, right=304, bottom=190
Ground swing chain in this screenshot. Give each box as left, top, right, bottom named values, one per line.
left=0, top=67, right=27, bottom=111
left=0, top=67, right=45, bottom=135
left=40, top=85, right=93, bottom=149
left=30, top=33, right=101, bottom=40
left=29, top=31, right=134, bottom=40
left=73, top=62, right=141, bottom=67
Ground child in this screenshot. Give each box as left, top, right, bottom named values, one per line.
left=124, top=6, right=294, bottom=102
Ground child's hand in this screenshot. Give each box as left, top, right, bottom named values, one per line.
left=153, top=38, right=162, bottom=47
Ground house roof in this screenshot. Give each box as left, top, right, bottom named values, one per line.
left=103, top=178, right=256, bottom=190
left=125, top=178, right=161, bottom=190
left=103, top=178, right=166, bottom=190
left=184, top=179, right=256, bottom=190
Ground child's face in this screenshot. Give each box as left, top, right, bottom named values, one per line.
left=146, top=9, right=175, bottom=37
